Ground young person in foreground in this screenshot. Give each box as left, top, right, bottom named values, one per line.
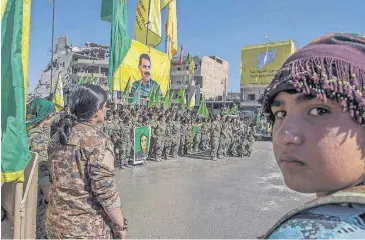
left=260, top=33, right=365, bottom=239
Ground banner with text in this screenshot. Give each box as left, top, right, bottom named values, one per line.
left=240, top=40, right=295, bottom=86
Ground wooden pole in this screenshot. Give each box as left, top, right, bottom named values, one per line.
left=13, top=182, right=23, bottom=239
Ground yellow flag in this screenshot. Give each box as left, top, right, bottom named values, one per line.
left=189, top=89, right=196, bottom=109
left=134, top=0, right=161, bottom=47
left=165, top=0, right=177, bottom=57
left=53, top=72, right=64, bottom=112
left=160, top=0, right=172, bottom=10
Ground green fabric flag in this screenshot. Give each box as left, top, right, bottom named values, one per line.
left=132, top=82, right=141, bottom=104
left=154, top=85, right=161, bottom=106
left=198, top=95, right=209, bottom=118
left=188, top=89, right=196, bottom=110
left=228, top=104, right=238, bottom=115
left=163, top=90, right=171, bottom=109
left=123, top=78, right=131, bottom=102
left=176, top=88, right=186, bottom=108
left=189, top=58, right=195, bottom=76
left=102, top=0, right=132, bottom=90
left=147, top=85, right=155, bottom=108
left=163, top=90, right=174, bottom=109
left=77, top=72, right=85, bottom=84
left=1, top=0, right=32, bottom=182
left=83, top=76, right=90, bottom=84
left=185, top=52, right=191, bottom=64
left=190, top=124, right=201, bottom=143
left=169, top=89, right=175, bottom=103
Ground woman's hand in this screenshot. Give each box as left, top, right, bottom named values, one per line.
left=117, top=230, right=126, bottom=239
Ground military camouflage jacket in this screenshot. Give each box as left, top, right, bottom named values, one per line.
left=153, top=122, right=166, bottom=138
left=46, top=123, right=121, bottom=238
left=120, top=124, right=132, bottom=142
left=211, top=120, right=222, bottom=138
left=28, top=126, right=51, bottom=163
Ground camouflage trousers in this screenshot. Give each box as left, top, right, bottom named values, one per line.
left=163, top=139, right=173, bottom=158
left=120, top=140, right=132, bottom=165
left=218, top=137, right=228, bottom=157
left=171, top=137, right=180, bottom=157
left=179, top=136, right=187, bottom=155
left=245, top=142, right=253, bottom=156
left=230, top=137, right=240, bottom=156
left=210, top=136, right=220, bottom=159
left=153, top=137, right=165, bottom=160
left=239, top=139, right=251, bottom=157
left=185, top=135, right=193, bottom=153
left=200, top=134, right=210, bottom=150
left=193, top=133, right=202, bottom=152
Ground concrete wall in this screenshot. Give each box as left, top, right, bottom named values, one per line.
left=241, top=85, right=266, bottom=101
left=200, top=56, right=229, bottom=99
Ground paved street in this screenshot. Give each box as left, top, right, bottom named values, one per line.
left=115, top=141, right=314, bottom=239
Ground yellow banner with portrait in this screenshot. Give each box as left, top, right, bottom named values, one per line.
left=240, top=40, right=295, bottom=86
left=112, top=39, right=170, bottom=98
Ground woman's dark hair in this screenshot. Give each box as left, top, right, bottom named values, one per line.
left=140, top=134, right=147, bottom=144
left=53, top=84, right=108, bottom=145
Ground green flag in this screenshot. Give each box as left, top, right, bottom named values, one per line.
left=102, top=0, right=132, bottom=90
left=77, top=72, right=85, bottom=84
left=123, top=78, right=131, bottom=102
left=189, top=58, right=195, bottom=76
left=147, top=85, right=155, bottom=108
left=188, top=89, right=196, bottom=110
left=185, top=52, right=191, bottom=64
left=169, top=89, right=175, bottom=102
left=198, top=95, right=209, bottom=118
left=163, top=91, right=170, bottom=109
left=190, top=124, right=202, bottom=143
left=1, top=0, right=32, bottom=182
left=154, top=85, right=161, bottom=105
left=228, top=104, right=238, bottom=115
left=132, top=82, right=141, bottom=104
left=163, top=90, right=174, bottom=109
left=176, top=88, right=186, bottom=108
left=163, top=91, right=169, bottom=109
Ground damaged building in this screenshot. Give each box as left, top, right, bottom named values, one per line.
left=30, top=36, right=110, bottom=103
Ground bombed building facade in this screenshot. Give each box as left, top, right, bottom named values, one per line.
left=30, top=36, right=110, bottom=103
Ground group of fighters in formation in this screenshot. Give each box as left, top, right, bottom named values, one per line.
left=97, top=104, right=256, bottom=168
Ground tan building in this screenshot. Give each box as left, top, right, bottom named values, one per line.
left=170, top=55, right=229, bottom=107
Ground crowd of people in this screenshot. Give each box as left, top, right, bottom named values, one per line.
left=26, top=88, right=256, bottom=239
left=22, top=33, right=365, bottom=239
left=97, top=104, right=256, bottom=168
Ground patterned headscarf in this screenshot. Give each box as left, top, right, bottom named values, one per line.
left=26, top=98, right=55, bottom=131
left=261, top=33, right=365, bottom=125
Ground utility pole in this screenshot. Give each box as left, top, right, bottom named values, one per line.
left=50, top=0, right=56, bottom=95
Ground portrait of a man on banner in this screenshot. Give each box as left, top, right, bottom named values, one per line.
left=134, top=126, right=151, bottom=164
left=131, top=54, right=162, bottom=98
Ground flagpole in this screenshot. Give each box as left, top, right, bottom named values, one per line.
left=145, top=0, right=152, bottom=46
left=165, top=36, right=169, bottom=54
left=50, top=0, right=56, bottom=95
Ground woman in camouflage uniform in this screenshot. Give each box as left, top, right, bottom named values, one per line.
left=26, top=98, right=55, bottom=239
left=46, top=84, right=127, bottom=239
